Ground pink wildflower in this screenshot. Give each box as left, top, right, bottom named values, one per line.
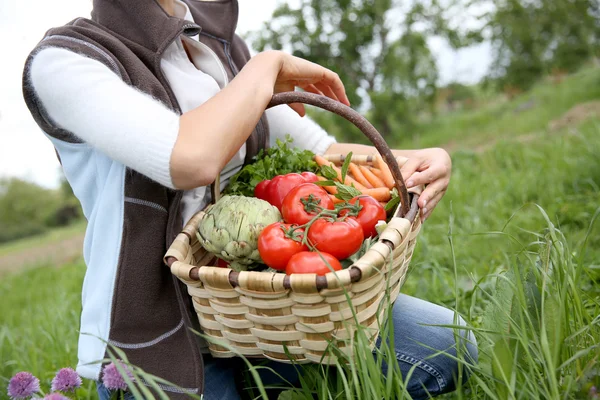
left=51, top=368, right=81, bottom=392
left=7, top=372, right=40, bottom=399
left=102, top=361, right=134, bottom=391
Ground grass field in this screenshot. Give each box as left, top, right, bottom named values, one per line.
left=1, top=66, right=599, bottom=399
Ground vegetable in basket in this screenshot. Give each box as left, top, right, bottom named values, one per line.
left=225, top=135, right=320, bottom=197
left=196, top=195, right=281, bottom=271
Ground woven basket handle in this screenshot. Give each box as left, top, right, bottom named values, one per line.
left=267, top=92, right=410, bottom=217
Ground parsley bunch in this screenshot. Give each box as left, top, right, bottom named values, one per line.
left=225, top=135, right=319, bottom=197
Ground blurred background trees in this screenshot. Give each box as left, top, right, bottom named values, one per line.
left=0, top=175, right=81, bottom=244
left=250, top=0, right=598, bottom=140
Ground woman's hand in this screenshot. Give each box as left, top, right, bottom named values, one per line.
left=256, top=51, right=350, bottom=116
left=399, top=148, right=452, bottom=221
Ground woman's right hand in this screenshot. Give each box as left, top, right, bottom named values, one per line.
left=253, top=51, right=350, bottom=116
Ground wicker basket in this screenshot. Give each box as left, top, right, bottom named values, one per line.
left=164, top=92, right=421, bottom=364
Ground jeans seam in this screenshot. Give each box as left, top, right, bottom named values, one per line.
left=395, top=351, right=447, bottom=391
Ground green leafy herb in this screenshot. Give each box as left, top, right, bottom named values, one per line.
left=313, top=180, right=336, bottom=187
left=224, top=135, right=319, bottom=197
left=385, top=188, right=400, bottom=212
left=320, top=165, right=338, bottom=181
left=340, top=152, right=353, bottom=183
left=334, top=183, right=362, bottom=201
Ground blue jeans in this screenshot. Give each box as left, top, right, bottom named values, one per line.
left=97, top=294, right=478, bottom=400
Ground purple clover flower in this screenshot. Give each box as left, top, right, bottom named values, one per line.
left=51, top=368, right=81, bottom=392
left=102, top=361, right=134, bottom=391
left=7, top=372, right=40, bottom=399
left=43, top=394, right=70, bottom=400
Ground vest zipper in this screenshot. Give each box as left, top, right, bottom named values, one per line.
left=191, top=40, right=229, bottom=87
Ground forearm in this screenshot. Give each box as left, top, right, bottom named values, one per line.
left=324, top=143, right=420, bottom=159
left=171, top=53, right=281, bottom=189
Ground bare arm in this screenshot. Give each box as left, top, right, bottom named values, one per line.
left=324, top=143, right=420, bottom=159
left=171, top=51, right=349, bottom=189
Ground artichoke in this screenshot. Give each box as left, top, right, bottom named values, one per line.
left=197, top=195, right=281, bottom=271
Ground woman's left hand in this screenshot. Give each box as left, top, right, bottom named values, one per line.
left=399, top=148, right=452, bottom=221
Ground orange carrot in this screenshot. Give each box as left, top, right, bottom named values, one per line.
left=369, top=167, right=385, bottom=181
left=348, top=163, right=373, bottom=188
left=316, top=176, right=338, bottom=194
left=361, top=187, right=392, bottom=202
left=314, top=154, right=333, bottom=167
left=314, top=155, right=367, bottom=190
left=329, top=194, right=344, bottom=204
left=375, top=155, right=395, bottom=189
left=359, top=165, right=386, bottom=188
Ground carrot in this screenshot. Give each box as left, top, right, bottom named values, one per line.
left=314, top=155, right=367, bottom=190
left=369, top=167, right=385, bottom=181
left=316, top=176, right=337, bottom=194
left=329, top=194, right=344, bottom=204
left=314, top=154, right=333, bottom=167
left=359, top=165, right=386, bottom=188
left=361, top=187, right=392, bottom=202
left=348, top=163, right=373, bottom=189
left=375, top=155, right=395, bottom=189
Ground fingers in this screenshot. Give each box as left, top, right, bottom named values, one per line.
left=304, top=84, right=324, bottom=96
left=319, top=70, right=349, bottom=106
left=405, top=166, right=445, bottom=188
left=288, top=103, right=306, bottom=117
left=314, top=82, right=339, bottom=102
left=418, top=178, right=448, bottom=209
left=420, top=190, right=445, bottom=222
left=400, top=157, right=422, bottom=185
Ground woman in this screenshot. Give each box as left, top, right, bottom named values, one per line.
left=22, top=0, right=476, bottom=398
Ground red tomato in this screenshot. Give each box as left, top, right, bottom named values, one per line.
left=254, top=179, right=271, bottom=201
left=339, top=195, right=387, bottom=238
left=258, top=223, right=308, bottom=271
left=300, top=171, right=319, bottom=183
left=286, top=251, right=342, bottom=276
left=307, top=218, right=364, bottom=260
left=281, top=183, right=334, bottom=225
left=265, top=173, right=308, bottom=211
left=215, top=258, right=230, bottom=268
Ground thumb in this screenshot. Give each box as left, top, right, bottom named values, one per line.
left=405, top=169, right=435, bottom=187
left=400, top=157, right=421, bottom=184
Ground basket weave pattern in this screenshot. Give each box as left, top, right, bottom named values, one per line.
left=168, top=209, right=420, bottom=364
left=166, top=92, right=422, bottom=364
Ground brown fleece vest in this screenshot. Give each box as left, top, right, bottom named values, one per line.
left=22, top=0, right=269, bottom=397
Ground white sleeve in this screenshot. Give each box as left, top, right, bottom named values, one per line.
left=265, top=105, right=336, bottom=155
left=29, top=47, right=180, bottom=189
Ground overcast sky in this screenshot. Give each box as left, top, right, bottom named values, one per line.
left=0, top=0, right=491, bottom=189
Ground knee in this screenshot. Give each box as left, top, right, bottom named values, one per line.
left=435, top=314, right=478, bottom=395
left=387, top=296, right=478, bottom=398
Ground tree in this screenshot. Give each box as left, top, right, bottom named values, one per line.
left=249, top=0, right=448, bottom=139
left=482, top=0, right=600, bottom=91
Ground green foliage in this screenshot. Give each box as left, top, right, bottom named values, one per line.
left=248, top=0, right=451, bottom=136
left=0, top=176, right=82, bottom=244
left=482, top=0, right=600, bottom=90
left=224, top=135, right=319, bottom=197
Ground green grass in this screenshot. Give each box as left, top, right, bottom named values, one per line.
left=395, top=65, right=600, bottom=150
left=0, top=260, right=99, bottom=399
left=1, top=67, right=599, bottom=399
left=0, top=221, right=85, bottom=257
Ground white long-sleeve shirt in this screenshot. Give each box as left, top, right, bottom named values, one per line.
left=30, top=0, right=336, bottom=224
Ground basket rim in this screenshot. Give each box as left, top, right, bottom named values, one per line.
left=165, top=193, right=419, bottom=291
